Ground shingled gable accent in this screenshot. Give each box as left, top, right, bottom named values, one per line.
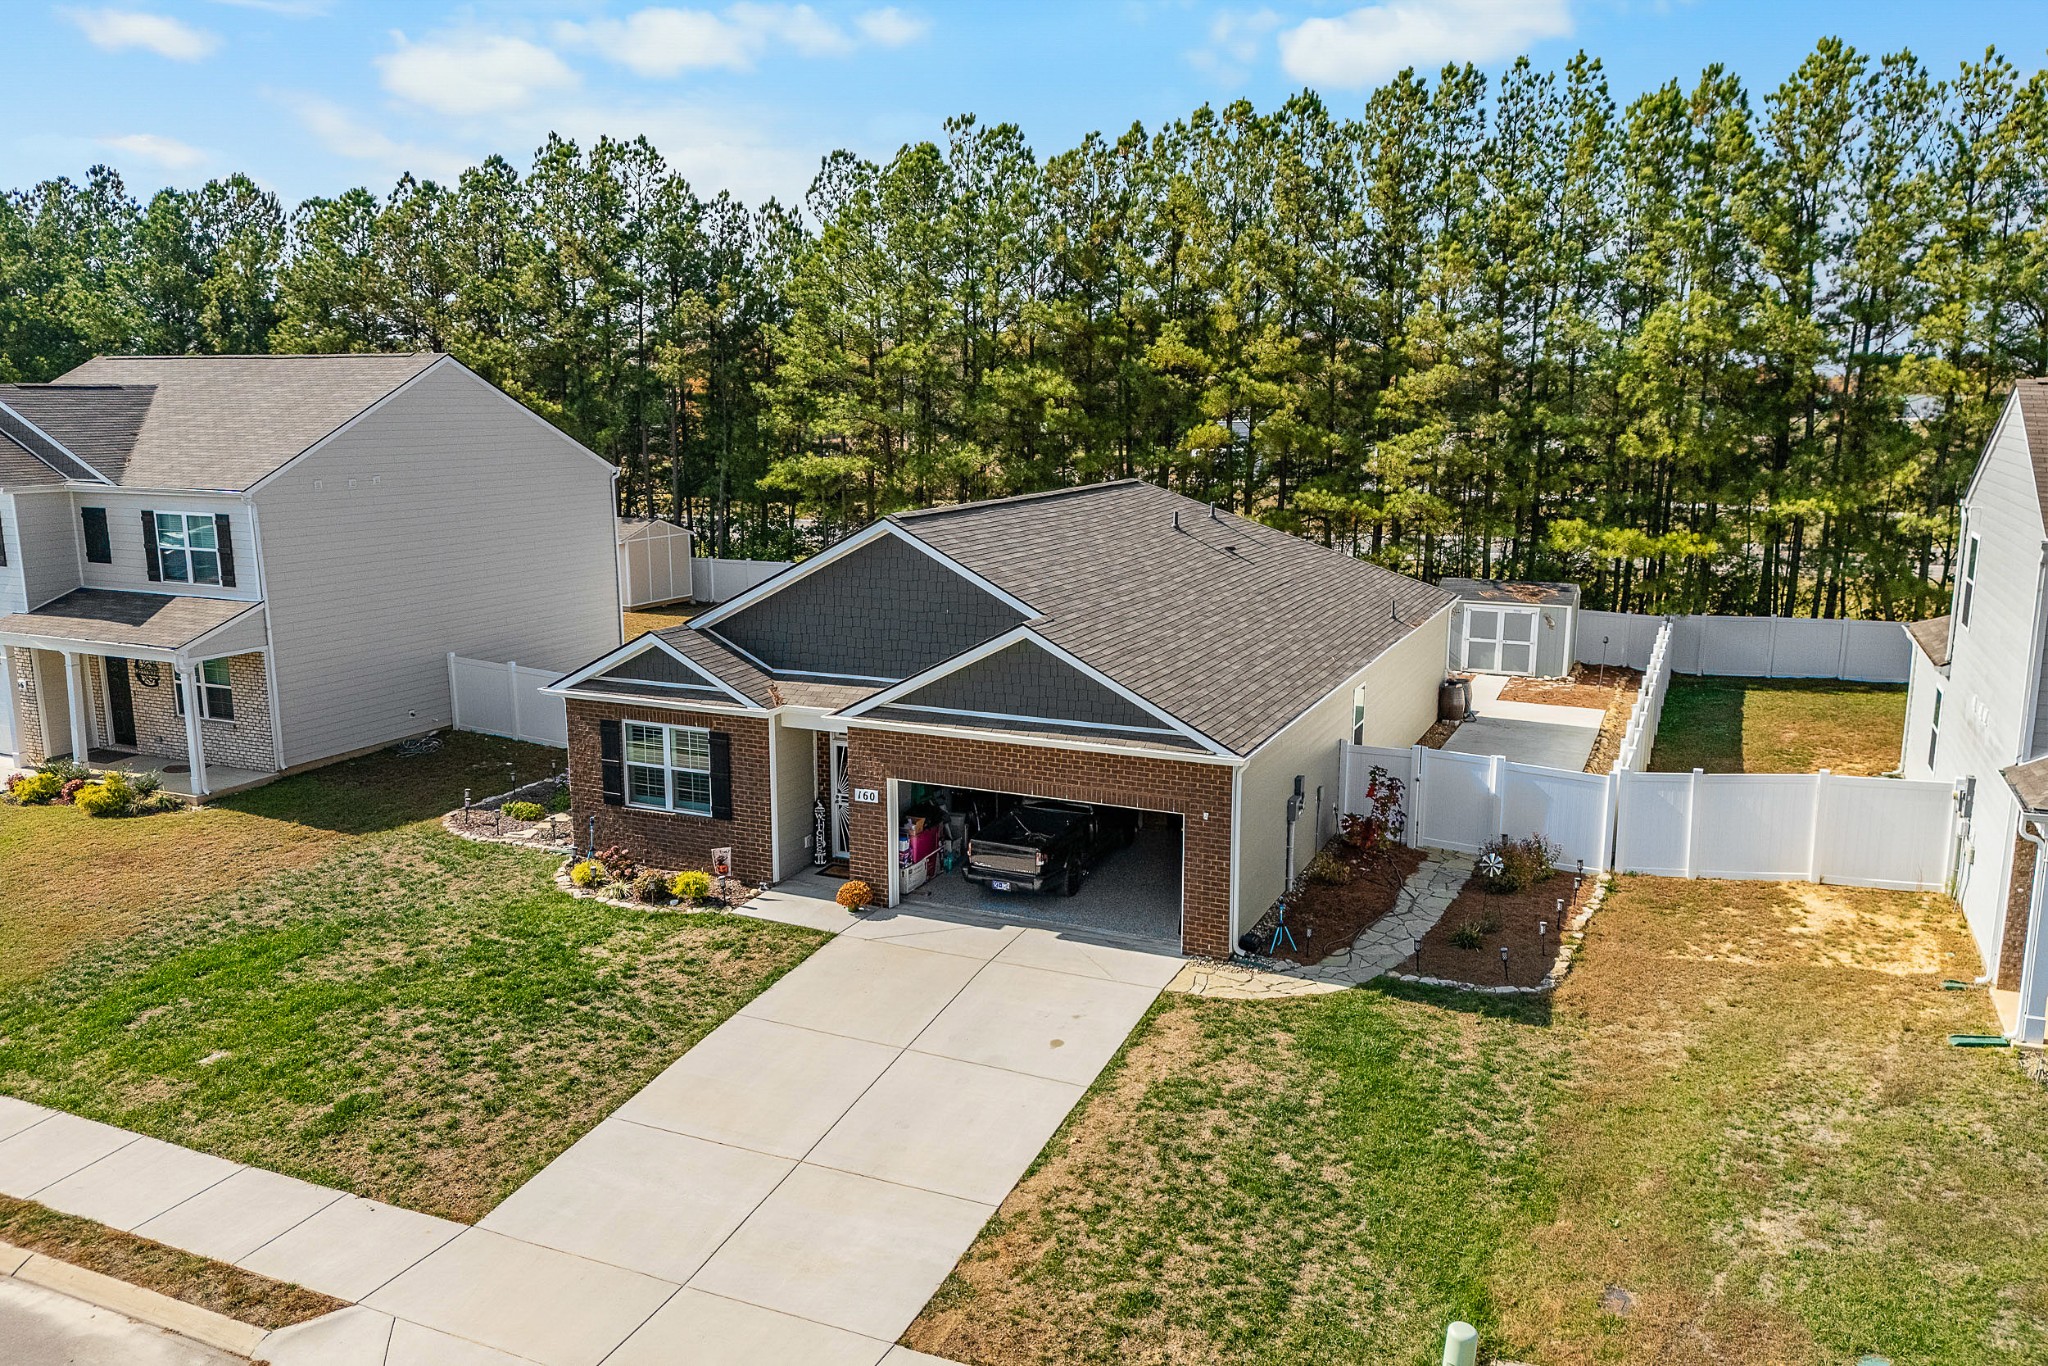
left=700, top=526, right=1031, bottom=682
left=841, top=626, right=1230, bottom=755
left=549, top=633, right=760, bottom=709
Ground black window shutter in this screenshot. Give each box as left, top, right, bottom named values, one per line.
left=82, top=508, right=112, bottom=564
left=598, top=718, right=625, bottom=806
left=709, top=731, right=733, bottom=820
left=0, top=518, right=8, bottom=566
left=214, top=514, right=236, bottom=587
left=140, top=511, right=160, bottom=581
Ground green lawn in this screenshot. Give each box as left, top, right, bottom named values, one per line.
left=0, top=734, right=823, bottom=1222
left=1650, top=676, right=1907, bottom=775
left=906, top=879, right=2047, bottom=1366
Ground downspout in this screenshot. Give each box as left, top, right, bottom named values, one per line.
left=2019, top=540, right=2048, bottom=764
left=244, top=493, right=286, bottom=771
left=2017, top=817, right=2048, bottom=1045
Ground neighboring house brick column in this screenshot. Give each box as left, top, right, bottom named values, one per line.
left=2003, top=835, right=2038, bottom=991
left=843, top=726, right=1235, bottom=957
left=566, top=699, right=774, bottom=885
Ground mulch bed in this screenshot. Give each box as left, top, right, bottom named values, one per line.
left=1394, top=866, right=1598, bottom=987
left=1417, top=719, right=1459, bottom=750
left=1261, top=842, right=1426, bottom=965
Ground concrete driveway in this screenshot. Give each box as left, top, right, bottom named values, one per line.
left=323, top=904, right=1179, bottom=1365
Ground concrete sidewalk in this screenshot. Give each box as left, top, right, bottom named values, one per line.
left=0, top=889, right=1182, bottom=1366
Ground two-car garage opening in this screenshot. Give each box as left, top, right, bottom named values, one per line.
left=890, top=781, right=1184, bottom=950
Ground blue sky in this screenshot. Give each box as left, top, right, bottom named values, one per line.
left=10, top=1, right=2048, bottom=213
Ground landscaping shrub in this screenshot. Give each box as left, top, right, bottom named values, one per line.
left=56, top=778, right=90, bottom=806
left=1307, top=848, right=1352, bottom=886
left=6, top=772, right=62, bottom=805
left=670, top=870, right=712, bottom=904
left=36, top=759, right=90, bottom=785
left=137, top=791, right=184, bottom=814
left=501, top=800, right=546, bottom=822
left=836, top=880, right=874, bottom=911
left=128, top=770, right=163, bottom=797
left=1341, top=765, right=1408, bottom=853
left=631, top=870, right=670, bottom=903
left=1449, top=911, right=1502, bottom=950
left=73, top=773, right=137, bottom=818
left=569, top=860, right=601, bottom=888
left=593, top=845, right=639, bottom=882
left=545, top=790, right=572, bottom=814
left=1476, top=833, right=1561, bottom=893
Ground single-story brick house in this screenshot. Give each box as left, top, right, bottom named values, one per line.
left=549, top=480, right=1453, bottom=957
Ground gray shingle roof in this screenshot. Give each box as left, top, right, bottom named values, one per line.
left=892, top=480, right=1454, bottom=754
left=0, top=384, right=155, bottom=483
left=1906, top=615, right=1951, bottom=668
left=2006, top=755, right=2048, bottom=813
left=655, top=624, right=778, bottom=706
left=0, top=429, right=67, bottom=486
left=40, top=353, right=443, bottom=490
left=0, top=588, right=262, bottom=651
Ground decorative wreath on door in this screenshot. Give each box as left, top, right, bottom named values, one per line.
left=132, top=660, right=161, bottom=687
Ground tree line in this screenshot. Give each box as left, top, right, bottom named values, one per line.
left=5, top=39, right=2046, bottom=618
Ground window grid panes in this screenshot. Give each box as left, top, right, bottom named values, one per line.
left=174, top=658, right=234, bottom=721
left=155, top=512, right=221, bottom=586
left=623, top=721, right=712, bottom=815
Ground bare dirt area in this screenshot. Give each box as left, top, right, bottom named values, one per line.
left=1503, top=665, right=1642, bottom=773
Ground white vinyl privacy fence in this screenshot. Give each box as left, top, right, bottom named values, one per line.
left=448, top=654, right=568, bottom=749
left=1577, top=610, right=1912, bottom=683
left=691, top=557, right=789, bottom=603
left=1342, top=742, right=1958, bottom=891
left=1610, top=618, right=1673, bottom=773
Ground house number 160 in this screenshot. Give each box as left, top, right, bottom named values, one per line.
left=853, top=787, right=880, bottom=804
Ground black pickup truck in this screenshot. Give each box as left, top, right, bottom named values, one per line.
left=963, top=800, right=1136, bottom=896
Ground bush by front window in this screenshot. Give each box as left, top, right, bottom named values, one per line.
left=624, top=720, right=712, bottom=815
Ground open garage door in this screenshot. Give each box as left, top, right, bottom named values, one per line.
left=892, top=782, right=1184, bottom=950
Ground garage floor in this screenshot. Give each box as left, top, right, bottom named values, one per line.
left=901, top=821, right=1183, bottom=951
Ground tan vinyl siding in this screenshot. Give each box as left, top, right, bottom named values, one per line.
left=11, top=490, right=82, bottom=611
left=1232, top=605, right=1449, bottom=942
left=1940, top=399, right=2046, bottom=973
left=256, top=362, right=619, bottom=768
left=74, top=491, right=260, bottom=601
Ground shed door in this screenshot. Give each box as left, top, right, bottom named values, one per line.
left=1461, top=605, right=1539, bottom=675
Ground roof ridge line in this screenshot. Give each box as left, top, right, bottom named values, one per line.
left=890, top=478, right=1145, bottom=521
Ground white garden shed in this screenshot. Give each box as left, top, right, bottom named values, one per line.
left=616, top=517, right=694, bottom=609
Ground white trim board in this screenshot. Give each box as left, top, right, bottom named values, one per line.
left=843, top=713, right=1244, bottom=766
left=548, top=632, right=756, bottom=708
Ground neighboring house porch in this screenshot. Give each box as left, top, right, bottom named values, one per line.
left=0, top=589, right=278, bottom=798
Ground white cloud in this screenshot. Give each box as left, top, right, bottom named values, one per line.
left=63, top=8, right=221, bottom=60
left=854, top=6, right=928, bottom=47
left=284, top=93, right=471, bottom=183
left=558, top=5, right=926, bottom=77
left=376, top=31, right=580, bottom=117
left=101, top=132, right=207, bottom=169
left=1277, top=0, right=1572, bottom=88
left=209, top=0, right=333, bottom=15
left=1186, top=8, right=1281, bottom=79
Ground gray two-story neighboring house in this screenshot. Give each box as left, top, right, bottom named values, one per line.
left=0, top=353, right=620, bottom=796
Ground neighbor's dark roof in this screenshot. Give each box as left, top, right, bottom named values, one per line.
left=2015, top=381, right=2048, bottom=530
left=0, top=589, right=261, bottom=651
left=2006, top=755, right=2048, bottom=813
left=0, top=384, right=155, bottom=483
left=1439, top=578, right=1579, bottom=607
left=0, top=353, right=445, bottom=490
left=1906, top=615, right=1951, bottom=668
left=891, top=480, right=1455, bottom=754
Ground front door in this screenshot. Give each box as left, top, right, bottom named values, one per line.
left=33, top=650, right=71, bottom=759
left=1461, top=605, right=1539, bottom=674
left=104, top=657, right=138, bottom=748
left=829, top=737, right=852, bottom=860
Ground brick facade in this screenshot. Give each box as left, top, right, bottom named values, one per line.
left=844, top=726, right=1236, bottom=956
left=7, top=647, right=274, bottom=774
left=567, top=698, right=774, bottom=884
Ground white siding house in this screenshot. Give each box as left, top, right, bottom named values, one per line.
left=0, top=354, right=619, bottom=794
left=1902, top=380, right=2048, bottom=1043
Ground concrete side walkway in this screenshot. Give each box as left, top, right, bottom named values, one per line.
left=0, top=887, right=1179, bottom=1366
left=1442, top=673, right=1603, bottom=770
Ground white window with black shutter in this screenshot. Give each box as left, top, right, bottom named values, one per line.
left=143, top=511, right=236, bottom=587
left=599, top=718, right=732, bottom=818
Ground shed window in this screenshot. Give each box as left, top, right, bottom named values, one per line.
left=623, top=720, right=712, bottom=816
left=1958, top=533, right=1979, bottom=628
left=175, top=658, right=235, bottom=722
left=154, top=511, right=221, bottom=585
